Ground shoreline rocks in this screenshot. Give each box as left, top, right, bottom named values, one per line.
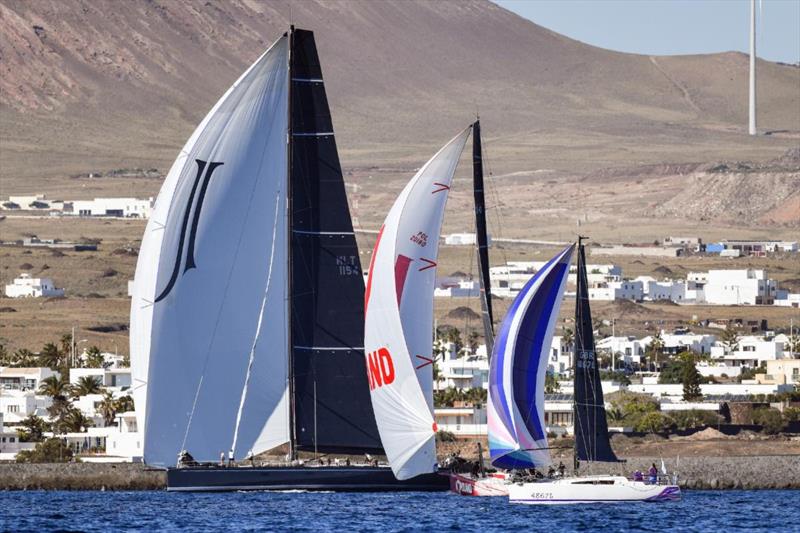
left=1, top=455, right=798, bottom=491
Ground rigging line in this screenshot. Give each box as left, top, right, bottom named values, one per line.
left=231, top=191, right=282, bottom=456
left=179, top=73, right=286, bottom=454
left=480, top=134, right=509, bottom=268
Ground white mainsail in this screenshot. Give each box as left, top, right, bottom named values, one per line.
left=130, top=35, right=290, bottom=466
left=364, top=127, right=471, bottom=480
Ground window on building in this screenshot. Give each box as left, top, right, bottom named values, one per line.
left=7, top=405, right=19, bottom=413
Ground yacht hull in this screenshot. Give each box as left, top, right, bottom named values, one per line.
left=508, top=475, right=681, bottom=505
left=449, top=472, right=509, bottom=496
left=166, top=465, right=450, bottom=492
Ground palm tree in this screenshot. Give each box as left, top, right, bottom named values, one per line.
left=545, top=373, right=560, bottom=393
left=561, top=327, right=574, bottom=352
left=17, top=414, right=49, bottom=442
left=61, top=407, right=94, bottom=433
left=39, top=374, right=72, bottom=430
left=606, top=407, right=624, bottom=424
left=98, top=391, right=118, bottom=427
left=59, top=333, right=73, bottom=360
left=720, top=324, right=740, bottom=354
left=647, top=331, right=665, bottom=372
left=38, top=343, right=63, bottom=370
left=115, top=395, right=135, bottom=413
left=38, top=374, right=71, bottom=399
left=71, top=376, right=103, bottom=398
left=83, top=346, right=105, bottom=368
left=13, top=348, right=38, bottom=367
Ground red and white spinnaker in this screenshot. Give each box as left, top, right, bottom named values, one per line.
left=364, top=127, right=470, bottom=480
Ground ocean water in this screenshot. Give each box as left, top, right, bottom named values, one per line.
left=1, top=490, right=798, bottom=532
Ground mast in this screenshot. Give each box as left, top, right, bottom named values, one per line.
left=749, top=0, right=757, bottom=136
left=287, top=25, right=297, bottom=461
left=573, top=237, right=618, bottom=469
left=472, top=119, right=495, bottom=356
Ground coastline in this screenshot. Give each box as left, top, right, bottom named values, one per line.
left=1, top=454, right=798, bottom=491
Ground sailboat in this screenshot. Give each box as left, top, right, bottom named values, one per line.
left=451, top=244, right=575, bottom=496
left=508, top=239, right=682, bottom=504
left=130, top=27, right=446, bottom=492
left=363, top=125, right=472, bottom=481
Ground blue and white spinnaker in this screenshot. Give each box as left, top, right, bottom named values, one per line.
left=488, top=244, right=574, bottom=470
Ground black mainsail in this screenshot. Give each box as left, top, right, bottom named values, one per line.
left=289, top=29, right=383, bottom=454
left=573, top=238, right=618, bottom=466
left=472, top=119, right=495, bottom=354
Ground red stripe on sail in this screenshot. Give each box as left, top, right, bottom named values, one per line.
left=364, top=225, right=385, bottom=315
left=394, top=254, right=413, bottom=306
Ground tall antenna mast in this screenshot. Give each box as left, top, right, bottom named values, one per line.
left=749, top=0, right=757, bottom=135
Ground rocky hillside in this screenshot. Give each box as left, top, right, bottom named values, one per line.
left=1, top=0, right=798, bottom=191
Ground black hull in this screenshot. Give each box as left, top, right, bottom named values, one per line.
left=166, top=465, right=450, bottom=492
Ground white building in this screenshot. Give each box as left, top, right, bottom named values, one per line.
left=4, top=273, right=65, bottom=298
left=0, top=389, right=51, bottom=424
left=2, top=194, right=49, bottom=210
left=105, top=411, right=142, bottom=461
left=596, top=336, right=645, bottom=367
left=0, top=413, right=36, bottom=461
left=588, top=280, right=644, bottom=301
left=444, top=233, right=491, bottom=246
left=434, top=405, right=486, bottom=437
left=703, top=270, right=777, bottom=305
left=69, top=368, right=132, bottom=390
left=774, top=293, right=800, bottom=308
left=0, top=367, right=57, bottom=391
left=627, top=382, right=792, bottom=400
left=641, top=332, right=717, bottom=356
left=436, top=354, right=489, bottom=391
left=490, top=261, right=621, bottom=298
left=68, top=197, right=152, bottom=218
left=591, top=245, right=682, bottom=258
left=695, top=362, right=742, bottom=379
left=434, top=280, right=480, bottom=298
left=710, top=335, right=787, bottom=367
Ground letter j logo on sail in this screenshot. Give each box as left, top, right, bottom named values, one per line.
left=366, top=347, right=395, bottom=390
left=155, top=159, right=223, bottom=302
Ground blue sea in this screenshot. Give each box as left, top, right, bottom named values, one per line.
left=1, top=490, right=798, bottom=532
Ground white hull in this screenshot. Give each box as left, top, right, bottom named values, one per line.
left=508, top=475, right=681, bottom=505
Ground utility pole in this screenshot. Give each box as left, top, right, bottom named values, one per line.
left=611, top=319, right=616, bottom=372
left=749, top=0, right=757, bottom=135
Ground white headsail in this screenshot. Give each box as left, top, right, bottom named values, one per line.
left=130, top=35, right=290, bottom=466
left=364, top=127, right=471, bottom=480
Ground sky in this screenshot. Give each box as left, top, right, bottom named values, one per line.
left=494, top=0, right=800, bottom=64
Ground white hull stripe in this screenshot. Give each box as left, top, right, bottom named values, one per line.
left=292, top=132, right=334, bottom=137
left=294, top=346, right=364, bottom=351
left=292, top=230, right=355, bottom=235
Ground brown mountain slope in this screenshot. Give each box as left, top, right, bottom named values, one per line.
left=0, top=0, right=798, bottom=193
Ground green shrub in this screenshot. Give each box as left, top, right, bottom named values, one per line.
left=435, top=430, right=457, bottom=443
left=752, top=407, right=785, bottom=435
left=634, top=412, right=673, bottom=434
left=783, top=407, right=800, bottom=423
left=671, top=409, right=722, bottom=430
left=15, top=438, right=73, bottom=463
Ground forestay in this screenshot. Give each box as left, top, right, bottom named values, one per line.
left=364, top=127, right=471, bottom=480
left=130, top=35, right=290, bottom=467
left=488, top=244, right=574, bottom=470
